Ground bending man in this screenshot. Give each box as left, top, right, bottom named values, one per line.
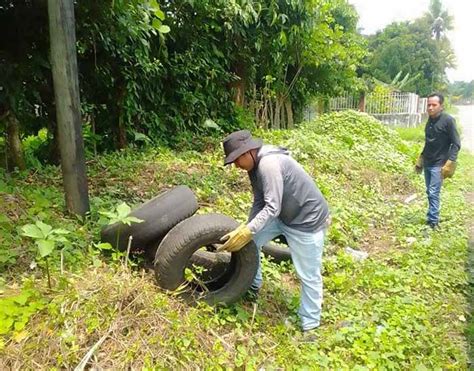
left=219, top=130, right=330, bottom=338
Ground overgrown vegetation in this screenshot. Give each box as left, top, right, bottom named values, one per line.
left=364, top=0, right=455, bottom=95
left=0, top=0, right=365, bottom=169
left=0, top=111, right=472, bottom=368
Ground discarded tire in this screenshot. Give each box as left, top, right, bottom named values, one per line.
left=187, top=250, right=231, bottom=283
left=262, top=242, right=291, bottom=263
left=100, top=185, right=199, bottom=251
left=154, top=213, right=259, bottom=305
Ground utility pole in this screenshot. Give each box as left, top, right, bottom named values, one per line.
left=48, top=0, right=89, bottom=216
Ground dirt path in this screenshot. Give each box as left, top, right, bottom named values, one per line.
left=464, top=181, right=473, bottom=365
left=455, top=105, right=474, bottom=153
left=455, top=105, right=474, bottom=366
left=467, top=190, right=474, bottom=366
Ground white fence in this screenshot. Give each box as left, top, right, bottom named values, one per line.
left=326, top=91, right=427, bottom=127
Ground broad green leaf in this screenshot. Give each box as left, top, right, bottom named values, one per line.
left=36, top=240, right=55, bottom=258
left=158, top=25, right=170, bottom=34
left=134, top=132, right=151, bottom=143
left=13, top=292, right=30, bottom=306
left=21, top=224, right=44, bottom=239
left=154, top=8, right=165, bottom=21
left=125, top=216, right=144, bottom=224
left=99, top=211, right=117, bottom=219
left=116, top=203, right=131, bottom=219
left=96, top=242, right=113, bottom=250
left=0, top=318, right=13, bottom=335
left=203, top=119, right=220, bottom=130
left=149, top=0, right=160, bottom=11
left=107, top=218, right=121, bottom=226
left=36, top=221, right=53, bottom=237
left=152, top=18, right=162, bottom=30
left=53, top=229, right=70, bottom=235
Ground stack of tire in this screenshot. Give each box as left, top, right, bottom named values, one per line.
left=101, top=185, right=291, bottom=305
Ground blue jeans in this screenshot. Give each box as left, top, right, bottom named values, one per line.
left=251, top=219, right=326, bottom=331
left=424, top=166, right=443, bottom=224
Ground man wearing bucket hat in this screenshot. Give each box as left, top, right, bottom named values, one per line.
left=219, top=129, right=330, bottom=339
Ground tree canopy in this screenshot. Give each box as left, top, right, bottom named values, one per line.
left=0, top=0, right=366, bottom=170
left=364, top=0, right=455, bottom=96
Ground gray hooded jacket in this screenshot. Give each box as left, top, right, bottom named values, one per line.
left=247, top=145, right=329, bottom=234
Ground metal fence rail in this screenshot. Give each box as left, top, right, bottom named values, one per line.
left=325, top=91, right=427, bottom=127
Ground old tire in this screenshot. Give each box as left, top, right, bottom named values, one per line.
left=100, top=185, right=198, bottom=251
left=187, top=250, right=231, bottom=283
left=262, top=242, right=291, bottom=263
left=154, top=213, right=259, bottom=305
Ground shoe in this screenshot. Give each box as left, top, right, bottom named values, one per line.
left=426, top=221, right=439, bottom=230
left=242, top=288, right=259, bottom=302
left=300, top=327, right=318, bottom=342
left=284, top=316, right=298, bottom=329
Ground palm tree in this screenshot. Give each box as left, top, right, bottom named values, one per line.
left=426, top=0, right=453, bottom=40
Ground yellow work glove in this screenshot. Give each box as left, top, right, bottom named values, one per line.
left=217, top=224, right=253, bottom=252
left=441, top=160, right=456, bottom=179
left=414, top=154, right=423, bottom=174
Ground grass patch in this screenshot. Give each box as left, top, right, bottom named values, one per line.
left=0, top=111, right=473, bottom=368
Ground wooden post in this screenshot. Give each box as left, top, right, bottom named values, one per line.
left=48, top=0, right=89, bottom=216
left=5, top=112, right=26, bottom=171
left=358, top=92, right=366, bottom=112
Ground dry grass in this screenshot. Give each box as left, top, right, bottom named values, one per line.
left=1, top=267, right=218, bottom=369
left=0, top=264, right=289, bottom=369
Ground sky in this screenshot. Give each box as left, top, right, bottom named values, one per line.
left=348, top=0, right=474, bottom=82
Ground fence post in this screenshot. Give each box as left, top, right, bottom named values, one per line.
left=358, top=92, right=366, bottom=112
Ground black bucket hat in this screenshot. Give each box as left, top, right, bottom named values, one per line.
left=222, top=130, right=263, bottom=165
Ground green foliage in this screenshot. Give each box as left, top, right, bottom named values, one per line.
left=99, top=202, right=143, bottom=227
left=0, top=285, right=46, bottom=341
left=21, top=221, right=70, bottom=258
left=365, top=6, right=455, bottom=96
left=395, top=125, right=425, bottom=143
left=1, top=0, right=367, bottom=161
left=448, top=80, right=474, bottom=104
left=1, top=111, right=472, bottom=368
left=21, top=221, right=72, bottom=288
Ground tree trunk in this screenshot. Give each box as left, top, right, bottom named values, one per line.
left=5, top=112, right=26, bottom=171
left=48, top=0, right=90, bottom=216
left=358, top=92, right=366, bottom=112
left=46, top=105, right=61, bottom=165
left=230, top=61, right=246, bottom=107
left=115, top=83, right=127, bottom=149
left=285, top=98, right=294, bottom=128
left=268, top=98, right=274, bottom=129
left=273, top=98, right=281, bottom=129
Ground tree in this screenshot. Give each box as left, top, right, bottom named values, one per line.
left=48, top=0, right=89, bottom=216
left=448, top=80, right=474, bottom=104
left=425, top=0, right=453, bottom=41
left=1, top=0, right=368, bottom=165
left=366, top=16, right=455, bottom=96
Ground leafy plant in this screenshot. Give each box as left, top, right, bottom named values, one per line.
left=99, top=202, right=143, bottom=265
left=20, top=221, right=71, bottom=289
left=0, top=287, right=46, bottom=339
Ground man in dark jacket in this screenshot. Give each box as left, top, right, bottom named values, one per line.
left=415, top=93, right=461, bottom=228
left=219, top=130, right=330, bottom=338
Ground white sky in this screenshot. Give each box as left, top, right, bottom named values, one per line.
left=348, top=0, right=474, bottom=82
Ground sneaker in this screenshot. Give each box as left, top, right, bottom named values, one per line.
left=427, top=221, right=439, bottom=230
left=301, top=327, right=319, bottom=342
left=242, top=288, right=259, bottom=302
left=284, top=316, right=298, bottom=329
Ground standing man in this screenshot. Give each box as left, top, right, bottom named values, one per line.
left=219, top=130, right=330, bottom=339
left=415, top=93, right=461, bottom=229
